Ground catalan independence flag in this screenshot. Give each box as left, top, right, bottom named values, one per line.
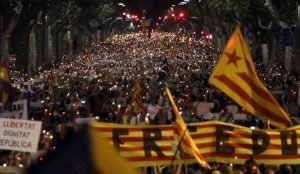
left=166, top=85, right=210, bottom=168
left=0, top=58, right=13, bottom=107
left=209, top=26, right=291, bottom=129
left=132, top=78, right=144, bottom=114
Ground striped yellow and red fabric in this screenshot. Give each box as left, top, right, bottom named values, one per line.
left=132, top=78, right=144, bottom=113
left=0, top=58, right=13, bottom=107
left=89, top=121, right=300, bottom=167
left=184, top=36, right=189, bottom=51
left=209, top=26, right=291, bottom=129
left=89, top=126, right=139, bottom=174
left=165, top=85, right=210, bottom=168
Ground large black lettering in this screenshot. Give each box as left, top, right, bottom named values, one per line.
left=252, top=130, right=269, bottom=155
left=216, top=125, right=234, bottom=154
left=281, top=130, right=297, bottom=155
left=143, top=128, right=164, bottom=157
left=187, top=125, right=197, bottom=133
left=112, top=128, right=129, bottom=150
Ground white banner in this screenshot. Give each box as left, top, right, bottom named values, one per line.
left=0, top=100, right=28, bottom=120
left=0, top=167, right=23, bottom=174
left=147, top=105, right=159, bottom=120
left=226, top=105, right=238, bottom=113
left=234, top=113, right=247, bottom=120
left=76, top=117, right=96, bottom=125
left=191, top=102, right=214, bottom=115
left=0, top=118, right=42, bottom=152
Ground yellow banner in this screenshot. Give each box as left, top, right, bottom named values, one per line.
left=89, top=121, right=300, bottom=167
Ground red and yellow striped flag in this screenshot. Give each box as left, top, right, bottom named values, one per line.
left=89, top=125, right=140, bottom=174
left=184, top=36, right=189, bottom=51
left=132, top=78, right=144, bottom=114
left=209, top=26, right=291, bottom=129
left=165, top=85, right=210, bottom=168
left=0, top=58, right=13, bottom=107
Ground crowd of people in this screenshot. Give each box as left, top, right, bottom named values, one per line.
left=0, top=30, right=299, bottom=173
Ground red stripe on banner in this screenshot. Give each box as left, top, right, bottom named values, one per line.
left=191, top=132, right=216, bottom=139
left=237, top=73, right=280, bottom=106
left=195, top=142, right=216, bottom=148
left=221, top=142, right=300, bottom=150
left=126, top=153, right=300, bottom=162
left=119, top=142, right=300, bottom=152
left=120, top=146, right=173, bottom=151
left=174, top=129, right=216, bottom=139
left=92, top=126, right=174, bottom=132
left=203, top=153, right=300, bottom=160
left=229, top=132, right=300, bottom=139
left=176, top=126, right=300, bottom=142
left=127, top=156, right=175, bottom=161
left=213, top=75, right=289, bottom=124
left=107, top=136, right=174, bottom=142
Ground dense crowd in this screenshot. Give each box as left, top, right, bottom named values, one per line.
left=0, top=31, right=299, bottom=173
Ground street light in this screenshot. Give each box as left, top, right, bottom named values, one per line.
left=118, top=2, right=125, bottom=7
left=103, top=17, right=113, bottom=25
left=107, top=17, right=123, bottom=35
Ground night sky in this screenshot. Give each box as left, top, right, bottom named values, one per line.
left=120, top=0, right=182, bottom=18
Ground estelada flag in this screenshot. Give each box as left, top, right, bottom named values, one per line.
left=0, top=58, right=13, bottom=107
left=165, top=85, right=210, bottom=168
left=132, top=78, right=144, bottom=114
left=209, top=26, right=291, bottom=129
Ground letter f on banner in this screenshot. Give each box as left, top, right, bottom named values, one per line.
left=209, top=26, right=291, bottom=129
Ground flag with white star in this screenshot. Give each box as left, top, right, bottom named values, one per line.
left=209, top=26, right=291, bottom=129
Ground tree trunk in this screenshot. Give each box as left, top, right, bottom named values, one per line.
left=285, top=46, right=292, bottom=71
left=270, top=34, right=277, bottom=60
left=294, top=28, right=300, bottom=73
left=63, top=30, right=73, bottom=55
left=1, top=15, right=20, bottom=58
left=14, top=29, right=30, bottom=72
left=96, top=30, right=100, bottom=42
left=298, top=3, right=300, bottom=23
left=51, top=26, right=58, bottom=63
left=1, top=34, right=10, bottom=58
left=57, top=30, right=64, bottom=61
left=47, top=25, right=53, bottom=65
left=261, top=44, right=269, bottom=65
left=28, top=25, right=37, bottom=70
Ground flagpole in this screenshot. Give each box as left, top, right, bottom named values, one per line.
left=169, top=102, right=196, bottom=166
left=170, top=125, right=189, bottom=166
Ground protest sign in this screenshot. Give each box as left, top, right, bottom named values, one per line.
left=0, top=100, right=28, bottom=120
left=0, top=118, right=42, bottom=152
left=226, top=105, right=238, bottom=113
left=191, top=102, right=214, bottom=115
left=146, top=105, right=159, bottom=120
